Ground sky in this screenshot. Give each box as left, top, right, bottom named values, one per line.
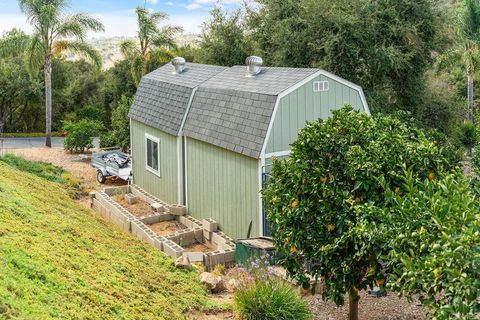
left=0, top=0, right=244, bottom=37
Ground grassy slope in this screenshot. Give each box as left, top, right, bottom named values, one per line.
left=0, top=162, right=207, bottom=319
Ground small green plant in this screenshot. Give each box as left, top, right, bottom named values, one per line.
left=63, top=119, right=103, bottom=152
left=456, top=121, right=476, bottom=151
left=233, top=278, right=312, bottom=320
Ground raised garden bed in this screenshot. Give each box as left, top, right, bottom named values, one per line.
left=90, top=184, right=236, bottom=270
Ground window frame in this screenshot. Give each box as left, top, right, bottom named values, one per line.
left=145, top=133, right=161, bottom=177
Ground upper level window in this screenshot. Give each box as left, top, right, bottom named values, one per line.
left=145, top=134, right=160, bottom=176
left=313, top=81, right=330, bottom=92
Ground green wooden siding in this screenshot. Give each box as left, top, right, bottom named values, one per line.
left=131, top=120, right=179, bottom=204
left=265, top=75, right=365, bottom=154
left=185, top=137, right=260, bottom=240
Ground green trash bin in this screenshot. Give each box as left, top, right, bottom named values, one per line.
left=235, top=237, right=278, bottom=267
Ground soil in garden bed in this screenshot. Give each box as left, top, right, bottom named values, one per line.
left=184, top=243, right=213, bottom=253
left=149, top=220, right=187, bottom=236
left=112, top=194, right=153, bottom=217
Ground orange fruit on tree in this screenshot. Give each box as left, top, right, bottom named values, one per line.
left=327, top=224, right=336, bottom=232
left=321, top=176, right=328, bottom=183
left=291, top=199, right=299, bottom=209
left=428, top=172, right=436, bottom=181
left=291, top=245, right=297, bottom=254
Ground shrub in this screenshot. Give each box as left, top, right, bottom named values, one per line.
left=456, top=121, right=476, bottom=151
left=63, top=119, right=103, bottom=152
left=262, top=106, right=458, bottom=320
left=233, top=278, right=312, bottom=320
left=100, top=95, right=132, bottom=152
left=379, top=170, right=480, bottom=319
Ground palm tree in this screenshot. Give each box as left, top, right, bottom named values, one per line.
left=14, top=0, right=104, bottom=147
left=438, top=0, right=480, bottom=122
left=121, top=7, right=183, bottom=86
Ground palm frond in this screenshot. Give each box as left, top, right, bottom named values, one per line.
left=120, top=39, right=139, bottom=58
left=59, top=40, right=102, bottom=69
left=25, top=33, right=44, bottom=76
left=55, top=13, right=104, bottom=39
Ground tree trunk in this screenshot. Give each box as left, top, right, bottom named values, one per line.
left=348, top=288, right=360, bottom=320
left=467, top=71, right=474, bottom=122
left=45, top=55, right=52, bottom=148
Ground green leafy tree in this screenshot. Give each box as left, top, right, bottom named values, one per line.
left=100, top=95, right=132, bottom=152
left=380, top=171, right=480, bottom=319
left=438, top=0, right=480, bottom=122
left=0, top=0, right=104, bottom=147
left=246, top=0, right=439, bottom=115
left=0, top=30, right=42, bottom=133
left=198, top=6, right=254, bottom=67
left=63, top=119, right=102, bottom=152
left=121, top=7, right=182, bottom=86
left=262, top=107, right=457, bottom=320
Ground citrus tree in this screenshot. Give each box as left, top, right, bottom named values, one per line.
left=379, top=170, right=480, bottom=319
left=262, top=106, right=457, bottom=320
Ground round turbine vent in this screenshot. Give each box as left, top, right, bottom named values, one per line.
left=245, top=56, right=263, bottom=77
left=172, top=57, right=186, bottom=74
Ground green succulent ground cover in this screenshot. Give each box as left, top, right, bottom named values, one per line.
left=0, top=160, right=207, bottom=319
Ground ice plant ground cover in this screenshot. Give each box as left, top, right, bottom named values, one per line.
left=0, top=160, right=208, bottom=319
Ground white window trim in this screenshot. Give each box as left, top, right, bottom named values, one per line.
left=145, top=133, right=161, bottom=177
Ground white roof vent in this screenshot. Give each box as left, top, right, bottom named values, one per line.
left=172, top=57, right=186, bottom=74
left=245, top=56, right=263, bottom=77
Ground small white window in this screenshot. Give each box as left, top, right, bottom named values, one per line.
left=145, top=134, right=160, bottom=176
left=313, top=81, right=330, bottom=92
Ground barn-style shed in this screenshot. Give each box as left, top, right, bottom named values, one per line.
left=129, top=57, right=370, bottom=240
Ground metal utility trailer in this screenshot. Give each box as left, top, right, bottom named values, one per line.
left=91, top=149, right=132, bottom=183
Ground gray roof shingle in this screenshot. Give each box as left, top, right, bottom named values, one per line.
left=129, top=63, right=227, bottom=136
left=183, top=66, right=319, bottom=158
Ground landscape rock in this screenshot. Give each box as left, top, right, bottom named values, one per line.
left=226, top=278, right=241, bottom=293
left=200, top=272, right=225, bottom=293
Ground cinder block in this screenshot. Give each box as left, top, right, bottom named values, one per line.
left=169, top=205, right=187, bottom=216
left=103, top=185, right=129, bottom=196
left=202, top=219, right=218, bottom=232
left=163, top=240, right=184, bottom=259
left=223, top=248, right=236, bottom=263
left=124, top=193, right=137, bottom=205
left=151, top=202, right=165, bottom=213
left=176, top=230, right=197, bottom=247
left=205, top=251, right=225, bottom=270
left=183, top=252, right=205, bottom=263
left=154, top=236, right=167, bottom=250
left=193, top=227, right=204, bottom=243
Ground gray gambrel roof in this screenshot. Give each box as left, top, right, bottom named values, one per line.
left=182, top=67, right=318, bottom=158
left=130, top=63, right=367, bottom=159
left=128, top=63, right=227, bottom=136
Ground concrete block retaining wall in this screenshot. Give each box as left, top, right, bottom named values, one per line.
left=90, top=185, right=236, bottom=270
